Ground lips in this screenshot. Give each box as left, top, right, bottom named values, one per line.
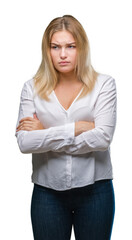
left=59, top=61, right=70, bottom=65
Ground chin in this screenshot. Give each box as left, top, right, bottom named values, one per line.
left=58, top=68, right=75, bottom=74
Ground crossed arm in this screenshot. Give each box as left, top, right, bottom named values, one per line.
left=16, top=114, right=95, bottom=137
left=16, top=77, right=116, bottom=154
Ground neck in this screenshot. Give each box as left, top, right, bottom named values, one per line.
left=58, top=71, right=79, bottom=85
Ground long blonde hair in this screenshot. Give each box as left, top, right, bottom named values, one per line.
left=34, top=15, right=99, bottom=100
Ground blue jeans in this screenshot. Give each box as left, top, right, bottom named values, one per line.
left=31, top=180, right=115, bottom=240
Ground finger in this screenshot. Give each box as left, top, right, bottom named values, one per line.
left=16, top=124, right=34, bottom=131
left=17, top=121, right=26, bottom=129
left=33, top=113, right=38, bottom=120
left=16, top=124, right=24, bottom=131
left=17, top=126, right=33, bottom=131
left=17, top=118, right=39, bottom=131
left=16, top=123, right=23, bottom=130
left=19, top=117, right=34, bottom=123
left=17, top=121, right=33, bottom=130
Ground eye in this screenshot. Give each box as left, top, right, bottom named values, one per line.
left=68, top=45, right=76, bottom=49
left=51, top=46, right=59, bottom=49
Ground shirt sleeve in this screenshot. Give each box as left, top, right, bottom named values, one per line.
left=63, top=77, right=117, bottom=155
left=15, top=81, right=75, bottom=154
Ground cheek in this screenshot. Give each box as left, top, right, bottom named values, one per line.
left=71, top=52, right=78, bottom=65
left=50, top=52, right=57, bottom=65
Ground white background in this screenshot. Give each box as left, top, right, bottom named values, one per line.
left=0, top=0, right=132, bottom=239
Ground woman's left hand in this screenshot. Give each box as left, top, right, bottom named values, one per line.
left=16, top=114, right=44, bottom=132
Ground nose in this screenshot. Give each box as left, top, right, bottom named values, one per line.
left=60, top=47, right=67, bottom=59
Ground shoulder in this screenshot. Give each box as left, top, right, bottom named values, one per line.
left=23, top=78, right=34, bottom=90
left=21, top=78, right=34, bottom=98
left=97, top=73, right=115, bottom=84
left=95, top=73, right=116, bottom=93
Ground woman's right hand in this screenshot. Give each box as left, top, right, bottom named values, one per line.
left=75, top=121, right=95, bottom=136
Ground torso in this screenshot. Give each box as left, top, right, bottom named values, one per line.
left=54, top=81, right=84, bottom=110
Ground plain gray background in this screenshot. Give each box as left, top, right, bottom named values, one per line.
left=0, top=0, right=132, bottom=239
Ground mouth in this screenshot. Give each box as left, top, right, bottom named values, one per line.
left=59, top=61, right=70, bottom=66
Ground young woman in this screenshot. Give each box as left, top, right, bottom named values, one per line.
left=16, top=15, right=117, bottom=240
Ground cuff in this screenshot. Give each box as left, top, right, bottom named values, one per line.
left=64, top=122, right=75, bottom=143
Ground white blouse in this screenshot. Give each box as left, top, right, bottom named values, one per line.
left=15, top=74, right=117, bottom=191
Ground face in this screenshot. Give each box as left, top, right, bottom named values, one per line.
left=50, top=30, right=77, bottom=74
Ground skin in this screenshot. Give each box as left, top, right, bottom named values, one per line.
left=16, top=30, right=95, bottom=136
left=50, top=30, right=77, bottom=75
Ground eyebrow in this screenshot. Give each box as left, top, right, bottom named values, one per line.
left=50, top=42, right=76, bottom=46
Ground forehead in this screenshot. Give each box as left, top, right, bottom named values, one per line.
left=51, top=30, right=75, bottom=44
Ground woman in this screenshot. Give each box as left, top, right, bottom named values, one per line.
left=16, top=15, right=116, bottom=240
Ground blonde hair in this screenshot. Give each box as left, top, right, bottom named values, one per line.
left=34, top=15, right=99, bottom=100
